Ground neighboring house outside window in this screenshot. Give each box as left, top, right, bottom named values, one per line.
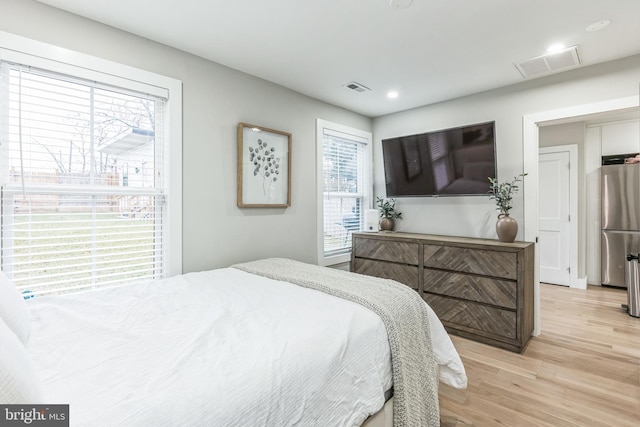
left=316, top=119, right=372, bottom=266
left=0, top=36, right=182, bottom=296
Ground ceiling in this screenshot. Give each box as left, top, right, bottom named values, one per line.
left=36, top=0, right=640, bottom=117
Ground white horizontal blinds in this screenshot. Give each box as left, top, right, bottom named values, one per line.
left=0, top=61, right=167, bottom=296
left=322, top=129, right=365, bottom=256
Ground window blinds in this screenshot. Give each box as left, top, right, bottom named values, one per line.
left=322, top=129, right=366, bottom=256
left=0, top=61, right=168, bottom=296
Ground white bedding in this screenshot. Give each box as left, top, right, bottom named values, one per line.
left=25, top=267, right=465, bottom=426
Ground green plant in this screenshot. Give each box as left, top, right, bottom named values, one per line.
left=376, top=197, right=403, bottom=220
left=488, top=173, right=527, bottom=215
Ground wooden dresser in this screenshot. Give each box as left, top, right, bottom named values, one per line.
left=351, top=232, right=534, bottom=353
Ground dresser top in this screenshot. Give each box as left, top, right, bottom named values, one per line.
left=353, top=231, right=534, bottom=250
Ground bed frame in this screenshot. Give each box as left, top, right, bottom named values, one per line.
left=361, top=397, right=393, bottom=427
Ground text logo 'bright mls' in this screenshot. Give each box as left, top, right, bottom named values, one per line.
left=2, top=405, right=69, bottom=426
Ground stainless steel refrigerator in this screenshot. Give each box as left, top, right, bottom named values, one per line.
left=601, top=164, right=640, bottom=288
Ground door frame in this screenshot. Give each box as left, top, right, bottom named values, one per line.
left=539, top=144, right=578, bottom=288
left=523, top=94, right=639, bottom=336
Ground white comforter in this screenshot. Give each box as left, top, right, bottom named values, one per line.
left=26, top=267, right=465, bottom=426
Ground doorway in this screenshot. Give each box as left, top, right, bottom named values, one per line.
left=523, top=95, right=639, bottom=336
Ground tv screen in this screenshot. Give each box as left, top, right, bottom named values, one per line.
left=382, top=121, right=496, bottom=197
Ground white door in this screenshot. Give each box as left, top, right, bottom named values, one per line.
left=539, top=150, right=571, bottom=285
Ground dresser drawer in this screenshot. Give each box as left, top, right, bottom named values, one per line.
left=423, top=269, right=517, bottom=310
left=423, top=293, right=517, bottom=340
left=350, top=232, right=533, bottom=352
left=354, top=238, right=419, bottom=265
left=423, top=244, right=517, bottom=280
left=354, top=258, right=419, bottom=290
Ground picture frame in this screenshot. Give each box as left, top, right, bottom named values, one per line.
left=237, top=122, right=291, bottom=208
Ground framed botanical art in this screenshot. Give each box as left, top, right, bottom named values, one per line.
left=237, top=123, right=291, bottom=208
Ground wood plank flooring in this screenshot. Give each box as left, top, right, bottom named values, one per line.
left=439, top=284, right=640, bottom=426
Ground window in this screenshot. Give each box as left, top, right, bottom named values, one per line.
left=0, top=37, right=182, bottom=296
left=316, top=119, right=371, bottom=266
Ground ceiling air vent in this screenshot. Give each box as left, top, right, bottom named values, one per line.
left=515, top=46, right=581, bottom=79
left=343, top=81, right=371, bottom=93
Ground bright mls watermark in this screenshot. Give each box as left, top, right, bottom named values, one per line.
left=1, top=405, right=69, bottom=426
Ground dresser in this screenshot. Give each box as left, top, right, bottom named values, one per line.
left=351, top=232, right=534, bottom=353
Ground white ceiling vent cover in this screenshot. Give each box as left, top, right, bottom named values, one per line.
left=515, top=46, right=581, bottom=79
left=343, top=81, right=371, bottom=93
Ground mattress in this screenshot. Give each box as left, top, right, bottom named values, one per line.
left=25, top=267, right=466, bottom=426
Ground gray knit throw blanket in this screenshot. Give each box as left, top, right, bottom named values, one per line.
left=232, top=258, right=440, bottom=427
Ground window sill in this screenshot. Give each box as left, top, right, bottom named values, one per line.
left=320, top=252, right=351, bottom=268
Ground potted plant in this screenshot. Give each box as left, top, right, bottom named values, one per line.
left=376, top=196, right=402, bottom=231
left=488, top=173, right=527, bottom=242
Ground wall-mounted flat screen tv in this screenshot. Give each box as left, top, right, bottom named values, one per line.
left=382, top=121, right=496, bottom=197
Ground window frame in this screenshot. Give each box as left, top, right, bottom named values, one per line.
left=0, top=31, right=182, bottom=279
left=316, top=119, right=372, bottom=267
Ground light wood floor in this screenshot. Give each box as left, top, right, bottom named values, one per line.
left=439, top=284, right=640, bottom=426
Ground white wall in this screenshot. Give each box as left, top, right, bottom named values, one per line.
left=372, top=57, right=640, bottom=243
left=0, top=0, right=372, bottom=273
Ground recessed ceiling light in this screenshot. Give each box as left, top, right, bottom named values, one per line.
left=547, top=43, right=566, bottom=53
left=387, top=91, right=399, bottom=99
left=389, top=0, right=412, bottom=10
left=585, top=20, right=611, bottom=32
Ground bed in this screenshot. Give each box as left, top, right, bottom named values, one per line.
left=1, top=258, right=466, bottom=426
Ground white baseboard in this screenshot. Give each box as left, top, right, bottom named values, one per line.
left=574, top=277, right=588, bottom=289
